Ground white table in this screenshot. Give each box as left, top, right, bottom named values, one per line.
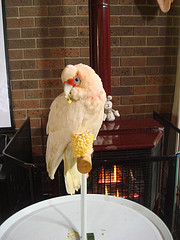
left=0, top=194, right=173, bottom=240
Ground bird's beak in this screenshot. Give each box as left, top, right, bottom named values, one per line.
left=64, top=83, right=73, bottom=102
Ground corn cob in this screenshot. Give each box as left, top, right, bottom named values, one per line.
left=71, top=131, right=94, bottom=158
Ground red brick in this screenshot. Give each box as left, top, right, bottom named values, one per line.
left=6, top=18, right=35, bottom=28
left=159, top=47, right=178, bottom=56
left=77, top=6, right=88, bottom=15
left=119, top=0, right=145, bottom=4
left=53, top=87, right=63, bottom=96
left=133, top=6, right=158, bottom=15
left=121, top=95, right=146, bottom=105
left=112, top=96, right=120, bottom=105
left=159, top=66, right=177, bottom=75
left=134, top=47, right=159, bottom=56
left=49, top=6, right=76, bottom=16
left=110, top=16, right=119, bottom=25
left=134, top=86, right=159, bottom=95
left=111, top=77, right=120, bottom=86
left=37, top=59, right=64, bottom=69
left=5, top=7, right=19, bottom=17
left=48, top=27, right=77, bottom=37
left=35, top=17, right=62, bottom=27
left=10, top=71, right=23, bottom=80
left=121, top=37, right=145, bottom=46
left=111, top=67, right=133, bottom=76
left=147, top=16, right=171, bottom=26
left=11, top=80, right=38, bottom=90
left=77, top=0, right=88, bottom=4
left=133, top=104, right=159, bottom=114
left=9, top=60, right=35, bottom=70
left=80, top=48, right=89, bottom=57
left=78, top=27, right=89, bottom=36
left=27, top=109, right=49, bottom=118
left=134, top=27, right=158, bottom=36
left=33, top=0, right=62, bottom=5
left=14, top=119, right=27, bottom=128
left=173, top=17, right=180, bottom=26
left=37, top=38, right=64, bottom=48
left=111, top=57, right=119, bottom=67
left=24, top=69, right=61, bottom=79
left=21, top=28, right=48, bottom=38
left=30, top=119, right=41, bottom=128
left=121, top=77, right=145, bottom=86
left=64, top=16, right=88, bottom=26
left=12, top=90, right=25, bottom=100
left=8, top=50, right=23, bottom=59
left=13, top=110, right=27, bottom=119
left=39, top=79, right=61, bottom=89
left=111, top=47, right=134, bottom=56
left=24, top=49, right=52, bottom=59
left=116, top=105, right=133, bottom=114
left=64, top=58, right=89, bottom=66
left=111, top=37, right=120, bottom=46
left=20, top=6, right=48, bottom=16
left=133, top=67, right=159, bottom=76
left=111, top=6, right=132, bottom=15
left=147, top=57, right=171, bottom=66
left=62, top=0, right=78, bottom=5
left=6, top=0, right=32, bottom=6
left=13, top=99, right=40, bottom=109
left=121, top=57, right=146, bottom=66
left=160, top=27, right=179, bottom=36
left=111, top=86, right=133, bottom=95
left=65, top=38, right=88, bottom=47
left=158, top=85, right=175, bottom=94
left=120, top=16, right=145, bottom=25
left=158, top=103, right=173, bottom=113
left=52, top=48, right=80, bottom=58
left=146, top=76, right=175, bottom=85
left=40, top=98, right=53, bottom=108
left=25, top=89, right=52, bottom=99
left=111, top=27, right=133, bottom=36
left=8, top=39, right=35, bottom=49
left=147, top=37, right=172, bottom=46
left=146, top=95, right=171, bottom=104
left=7, top=29, right=21, bottom=39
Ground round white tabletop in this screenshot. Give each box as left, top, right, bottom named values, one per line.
left=0, top=194, right=173, bottom=240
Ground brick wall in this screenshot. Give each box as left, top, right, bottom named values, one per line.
left=4, top=0, right=180, bottom=160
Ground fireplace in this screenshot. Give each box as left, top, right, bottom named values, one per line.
left=86, top=118, right=164, bottom=212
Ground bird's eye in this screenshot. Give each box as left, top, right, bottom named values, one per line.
left=74, top=76, right=81, bottom=85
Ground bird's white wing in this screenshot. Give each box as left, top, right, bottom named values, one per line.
left=46, top=93, right=85, bottom=180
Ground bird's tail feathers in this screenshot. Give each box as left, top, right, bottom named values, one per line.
left=63, top=144, right=82, bottom=194
left=64, top=163, right=82, bottom=194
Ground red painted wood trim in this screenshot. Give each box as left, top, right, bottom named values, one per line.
left=89, top=0, right=111, bottom=95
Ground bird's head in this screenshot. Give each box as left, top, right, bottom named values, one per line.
left=61, top=64, right=106, bottom=104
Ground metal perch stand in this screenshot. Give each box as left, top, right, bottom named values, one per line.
left=81, top=174, right=87, bottom=240
left=81, top=174, right=95, bottom=240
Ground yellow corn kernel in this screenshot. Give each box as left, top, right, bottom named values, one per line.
left=71, top=131, right=94, bottom=158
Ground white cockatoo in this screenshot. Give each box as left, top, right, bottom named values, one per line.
left=46, top=63, right=106, bottom=194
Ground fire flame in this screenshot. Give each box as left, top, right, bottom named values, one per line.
left=98, top=165, right=139, bottom=199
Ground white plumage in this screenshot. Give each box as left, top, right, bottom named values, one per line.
left=46, top=64, right=106, bottom=194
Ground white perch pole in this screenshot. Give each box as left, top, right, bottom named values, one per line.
left=81, top=173, right=87, bottom=240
